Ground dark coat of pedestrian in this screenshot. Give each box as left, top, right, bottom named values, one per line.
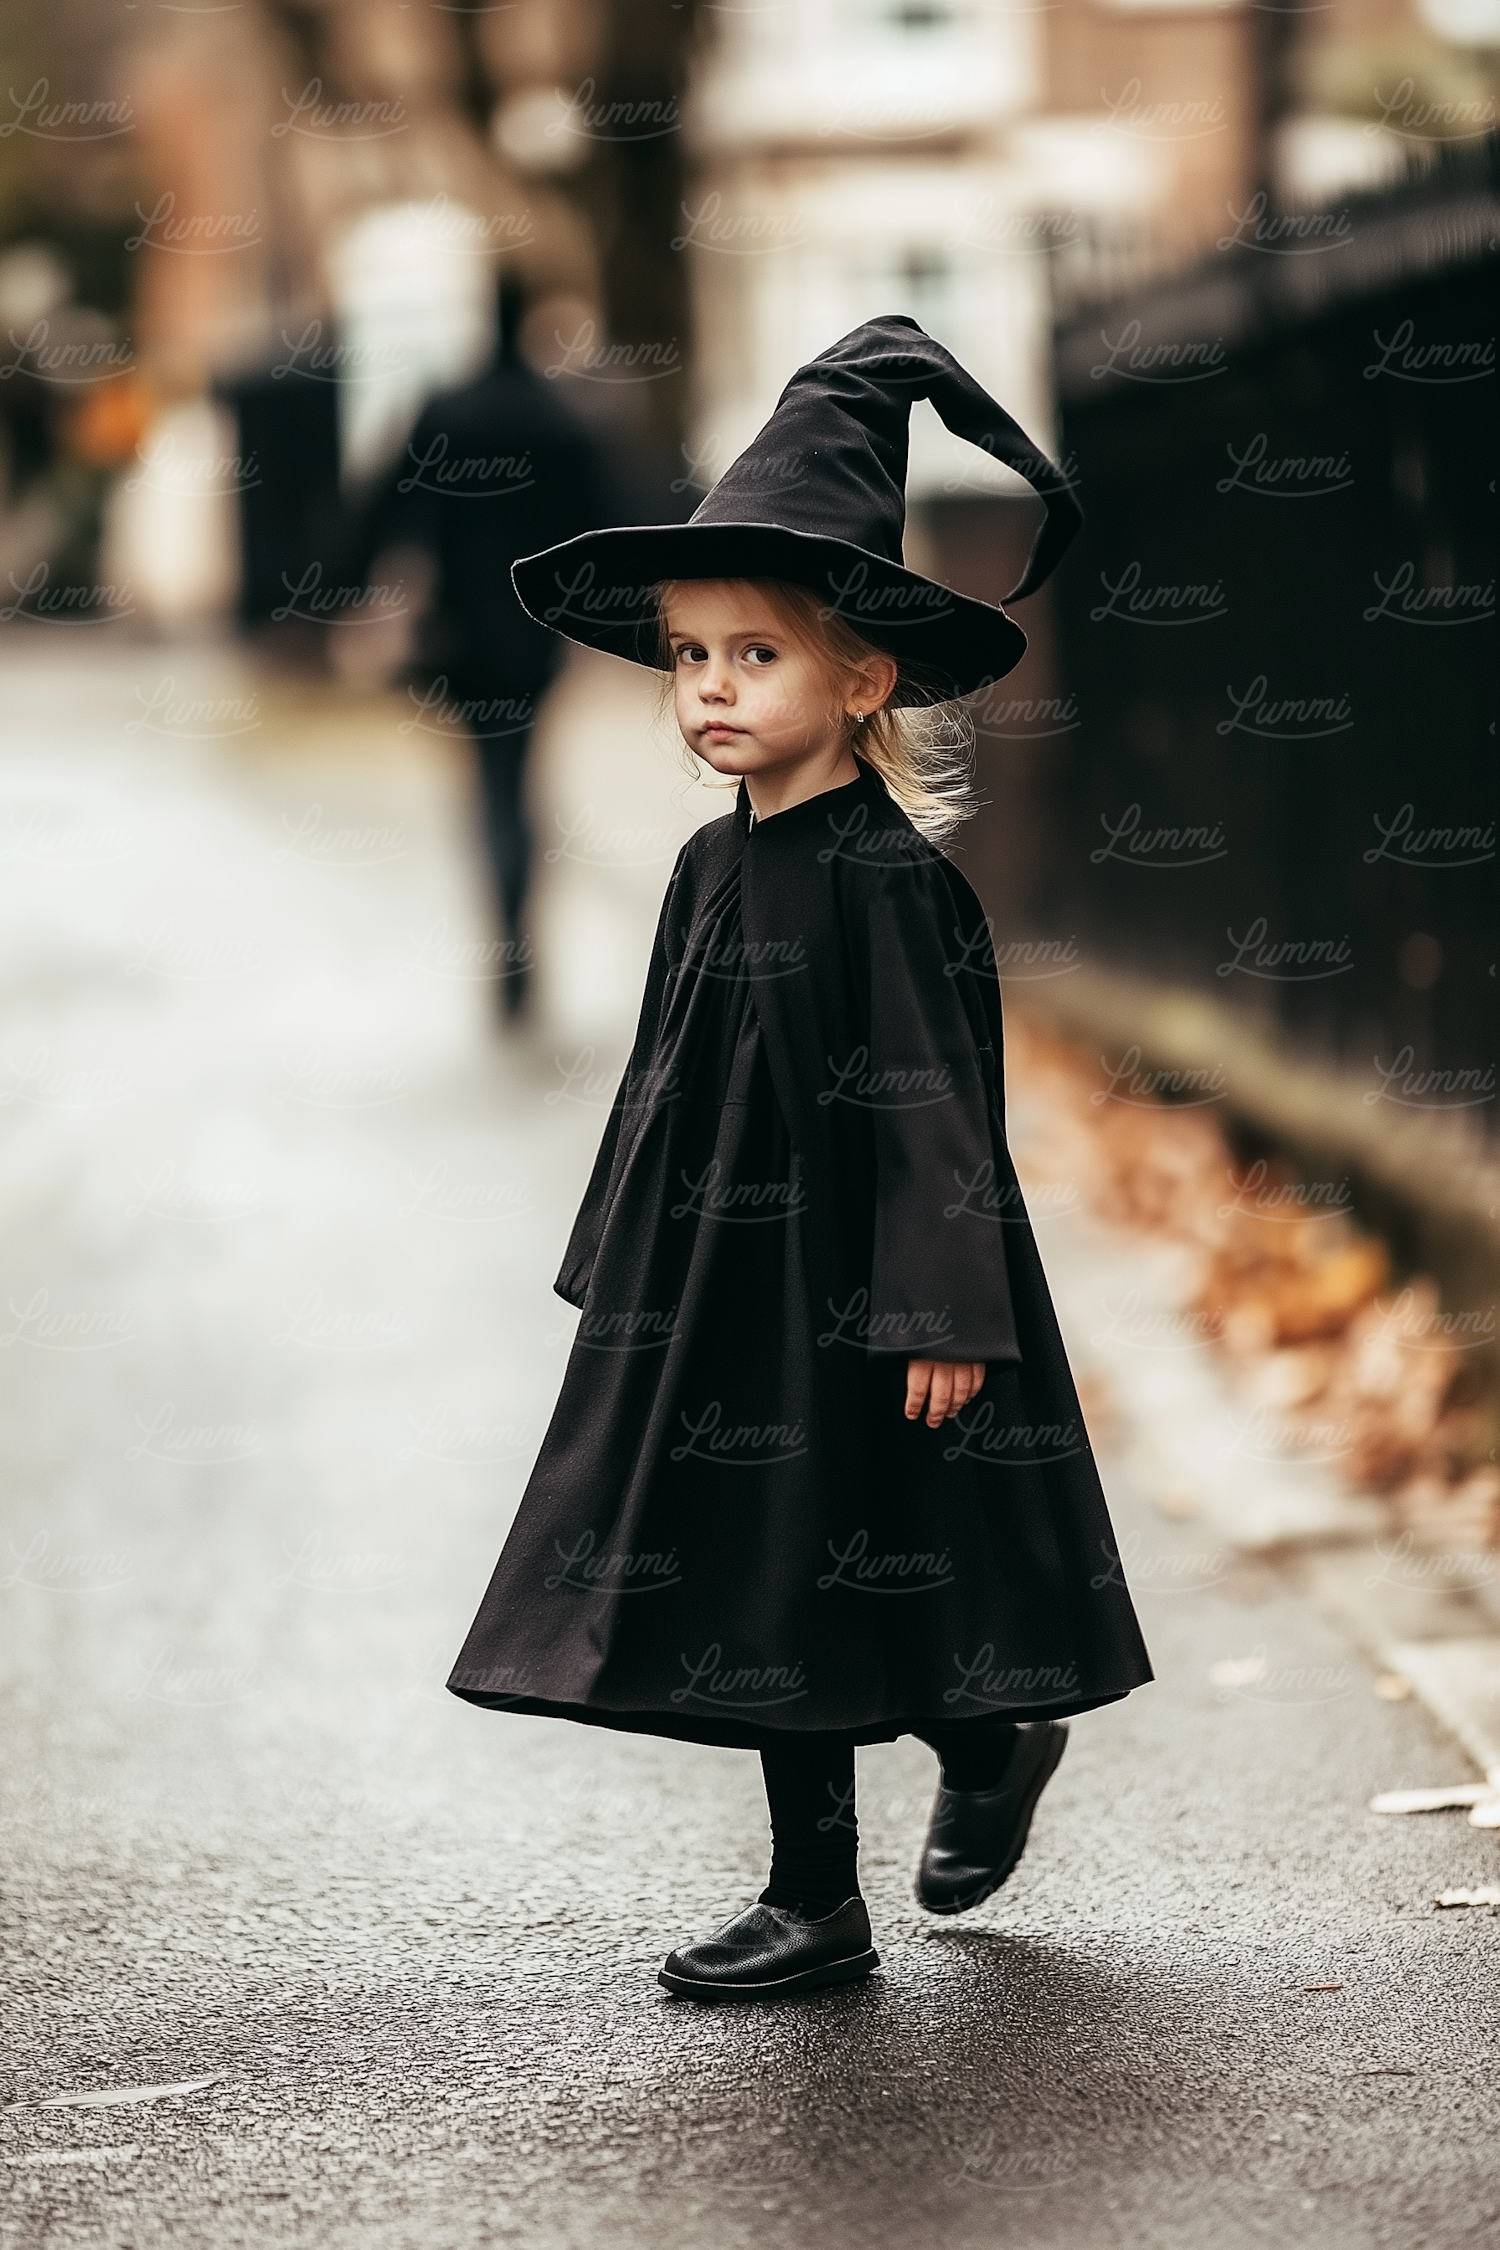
left=359, top=285, right=608, bottom=1013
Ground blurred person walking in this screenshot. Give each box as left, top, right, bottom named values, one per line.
left=447, top=317, right=1152, bottom=1999
left=355, top=279, right=608, bottom=1020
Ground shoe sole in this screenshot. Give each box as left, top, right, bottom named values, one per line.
left=917, top=1724, right=1069, bottom=1917
left=658, top=1946, right=879, bottom=2001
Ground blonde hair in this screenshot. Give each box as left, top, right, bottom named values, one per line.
left=658, top=579, right=977, bottom=846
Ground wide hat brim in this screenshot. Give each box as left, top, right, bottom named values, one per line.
left=510, top=522, right=1027, bottom=704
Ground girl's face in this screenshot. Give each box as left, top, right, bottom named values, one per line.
left=664, top=582, right=893, bottom=786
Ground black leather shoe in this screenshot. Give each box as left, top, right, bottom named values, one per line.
left=658, top=1897, right=878, bottom=2000
left=916, top=1720, right=1068, bottom=1915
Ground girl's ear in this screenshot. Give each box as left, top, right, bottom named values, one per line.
left=856, top=651, right=899, bottom=714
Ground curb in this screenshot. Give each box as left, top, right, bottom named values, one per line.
left=1291, top=1545, right=1500, bottom=1777
left=1010, top=965, right=1500, bottom=1378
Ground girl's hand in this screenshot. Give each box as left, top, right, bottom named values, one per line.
left=904, top=1359, right=986, bottom=1429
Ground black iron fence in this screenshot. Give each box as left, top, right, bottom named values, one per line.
left=1024, top=145, right=1497, bottom=1132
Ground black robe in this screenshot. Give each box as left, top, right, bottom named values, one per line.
left=448, top=760, right=1152, bottom=1749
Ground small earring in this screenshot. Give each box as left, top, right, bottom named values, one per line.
left=853, top=710, right=864, bottom=726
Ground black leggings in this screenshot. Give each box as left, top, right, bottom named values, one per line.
left=759, top=1717, right=1020, bottom=1915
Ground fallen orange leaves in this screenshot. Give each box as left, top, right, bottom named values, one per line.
left=1008, top=1012, right=1499, bottom=1551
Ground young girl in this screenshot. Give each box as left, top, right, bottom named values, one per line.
left=448, top=315, right=1152, bottom=1999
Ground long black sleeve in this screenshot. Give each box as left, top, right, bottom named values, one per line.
left=864, top=873, right=1021, bottom=1363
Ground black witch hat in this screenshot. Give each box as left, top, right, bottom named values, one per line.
left=511, top=313, right=1080, bottom=703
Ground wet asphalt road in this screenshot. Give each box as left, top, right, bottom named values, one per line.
left=2, top=639, right=1496, bottom=2250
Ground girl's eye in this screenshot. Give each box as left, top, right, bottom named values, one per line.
left=743, top=645, right=777, bottom=666
left=674, top=643, right=706, bottom=664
